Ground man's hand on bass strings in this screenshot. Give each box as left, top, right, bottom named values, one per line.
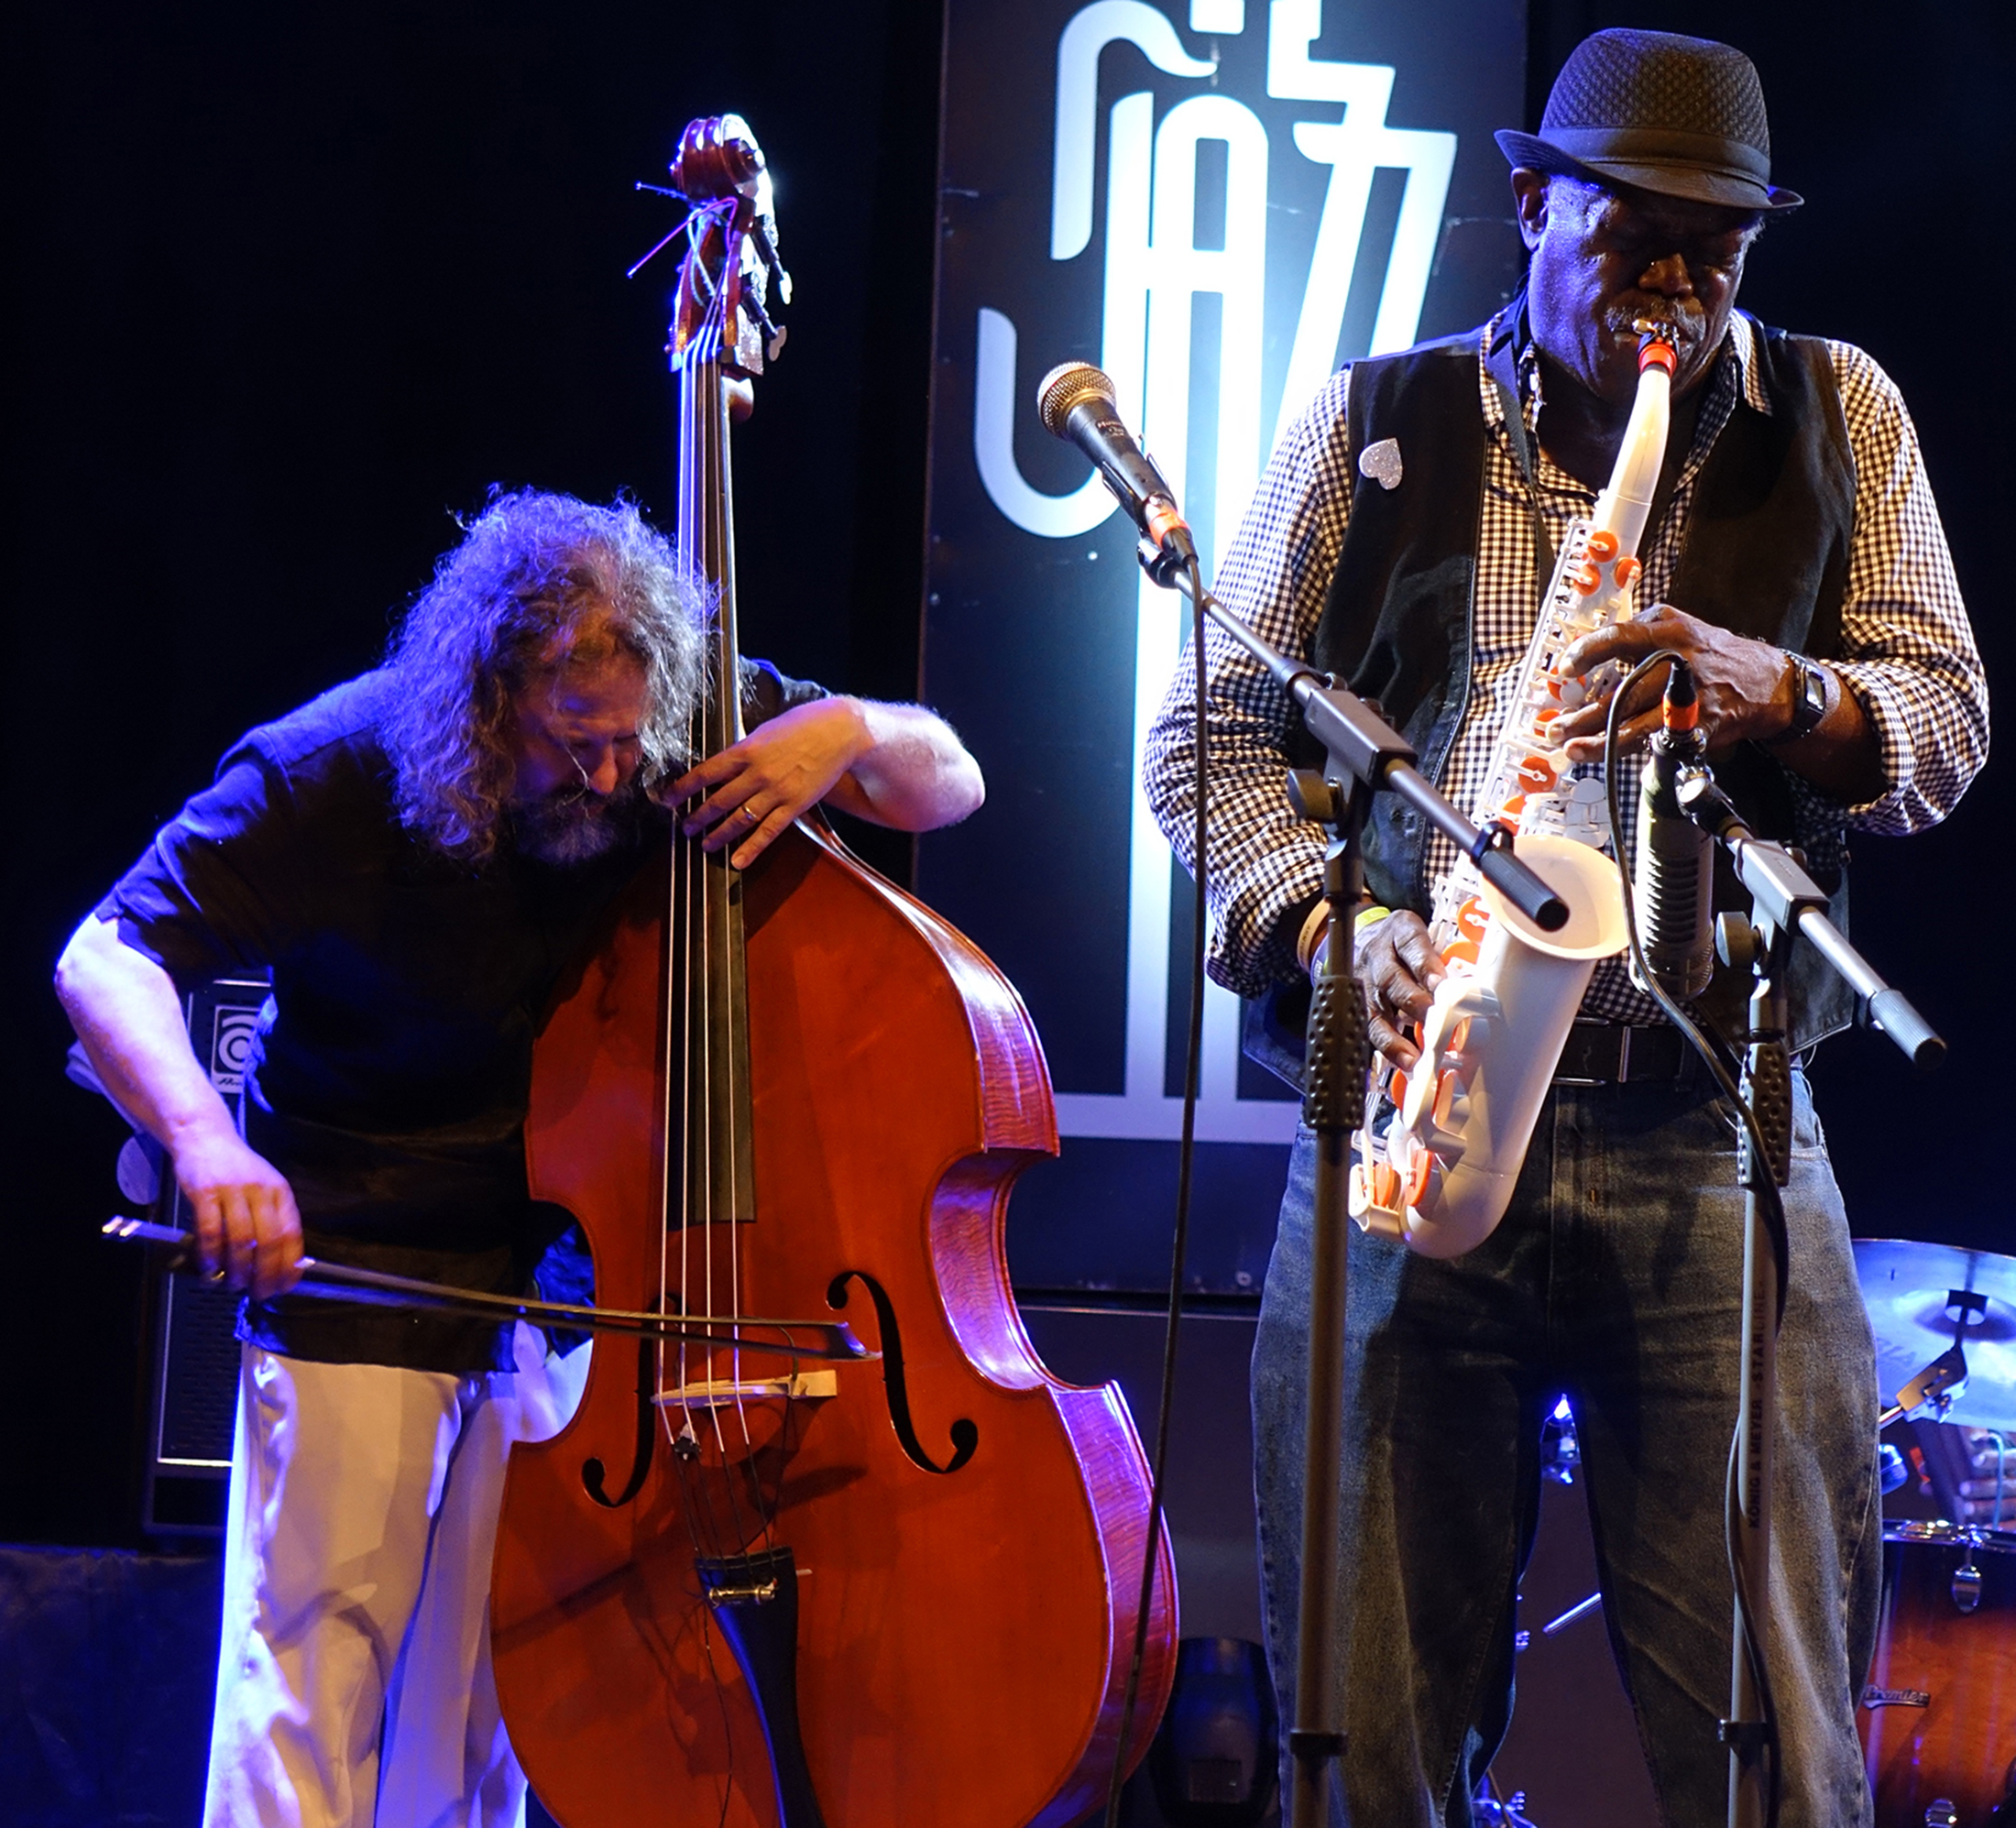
left=1353, top=911, right=1446, bottom=1072
left=667, top=698, right=875, bottom=870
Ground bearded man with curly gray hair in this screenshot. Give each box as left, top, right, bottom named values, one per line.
left=380, top=488, right=709, bottom=863
left=55, top=487, right=983, bottom=1828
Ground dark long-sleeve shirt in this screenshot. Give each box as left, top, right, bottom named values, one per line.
left=101, top=662, right=821, bottom=1369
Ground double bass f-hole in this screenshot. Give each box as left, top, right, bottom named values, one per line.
left=827, top=1270, right=979, bottom=1475
left=581, top=1336, right=657, bottom=1508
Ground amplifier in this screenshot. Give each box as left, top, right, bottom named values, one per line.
left=138, top=976, right=270, bottom=1537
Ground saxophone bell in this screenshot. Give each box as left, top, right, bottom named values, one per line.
left=1352, top=835, right=1627, bottom=1258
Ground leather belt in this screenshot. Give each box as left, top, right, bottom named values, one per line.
left=1553, top=1020, right=1693, bottom=1086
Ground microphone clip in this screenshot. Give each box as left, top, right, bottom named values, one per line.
left=1135, top=531, right=1192, bottom=590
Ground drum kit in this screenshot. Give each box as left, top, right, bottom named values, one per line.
left=1856, top=1239, right=2016, bottom=1828
left=1474, top=1238, right=2016, bottom=1828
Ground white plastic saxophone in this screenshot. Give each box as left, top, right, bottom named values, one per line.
left=1349, top=325, right=1678, bottom=1257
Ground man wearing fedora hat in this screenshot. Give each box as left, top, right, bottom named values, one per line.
left=1145, top=27, right=1987, bottom=1827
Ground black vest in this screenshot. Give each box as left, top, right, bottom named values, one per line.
left=1280, top=317, right=1858, bottom=1055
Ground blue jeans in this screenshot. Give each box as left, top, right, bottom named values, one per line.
left=1252, top=1071, right=1879, bottom=1825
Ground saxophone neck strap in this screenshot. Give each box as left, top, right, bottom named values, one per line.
left=1494, top=376, right=1557, bottom=588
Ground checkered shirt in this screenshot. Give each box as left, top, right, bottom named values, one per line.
left=1142, top=311, right=1989, bottom=1013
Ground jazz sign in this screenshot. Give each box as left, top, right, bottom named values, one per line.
left=921, top=0, right=1523, bottom=1284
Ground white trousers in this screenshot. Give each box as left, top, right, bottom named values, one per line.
left=202, top=1328, right=589, bottom=1828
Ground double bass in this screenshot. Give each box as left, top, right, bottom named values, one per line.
left=488, top=116, right=1178, bottom=1826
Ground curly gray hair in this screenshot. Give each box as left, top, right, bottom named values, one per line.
left=380, top=489, right=706, bottom=860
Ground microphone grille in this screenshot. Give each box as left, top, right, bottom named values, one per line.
left=1036, top=361, right=1115, bottom=435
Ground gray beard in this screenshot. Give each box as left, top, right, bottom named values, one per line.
left=509, top=783, right=648, bottom=866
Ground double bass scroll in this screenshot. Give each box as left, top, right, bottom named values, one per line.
left=488, top=114, right=1178, bottom=1828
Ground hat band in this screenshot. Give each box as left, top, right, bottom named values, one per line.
left=1542, top=125, right=1772, bottom=186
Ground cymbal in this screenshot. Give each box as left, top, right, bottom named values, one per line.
left=1857, top=1239, right=2016, bottom=1433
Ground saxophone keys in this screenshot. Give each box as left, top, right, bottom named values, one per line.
left=1418, top=994, right=1492, bottom=1071
left=1433, top=1069, right=1469, bottom=1131
left=1400, top=1138, right=1443, bottom=1216
left=1350, top=1158, right=1408, bottom=1240
left=1398, top=1061, right=1433, bottom=1126
left=1404, top=1068, right=1471, bottom=1164
left=1441, top=1026, right=1485, bottom=1088
left=1585, top=530, right=1618, bottom=563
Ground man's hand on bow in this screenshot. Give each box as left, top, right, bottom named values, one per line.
left=54, top=914, right=303, bottom=1303
left=173, top=1120, right=304, bottom=1303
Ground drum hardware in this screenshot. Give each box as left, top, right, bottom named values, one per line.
left=1952, top=1547, right=1985, bottom=1614
left=1857, top=1241, right=2016, bottom=1434
left=1882, top=1338, right=1971, bottom=1430
left=1923, top=1802, right=1959, bottom=1828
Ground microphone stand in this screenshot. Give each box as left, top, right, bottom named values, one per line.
left=1673, top=773, right=1941, bottom=1828
left=1160, top=560, right=1565, bottom=1828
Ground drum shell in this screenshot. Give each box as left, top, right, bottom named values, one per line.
left=1860, top=1522, right=2016, bottom=1824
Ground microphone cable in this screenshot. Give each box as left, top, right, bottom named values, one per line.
left=1603, top=650, right=1786, bottom=1828
left=1102, top=547, right=1210, bottom=1828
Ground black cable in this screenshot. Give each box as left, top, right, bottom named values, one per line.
left=1602, top=652, right=1784, bottom=1828
left=1102, top=551, right=1211, bottom=1828
left=1726, top=1428, right=1784, bottom=1828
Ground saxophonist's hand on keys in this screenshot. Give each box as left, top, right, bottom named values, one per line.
left=1550, top=602, right=1789, bottom=761
left=1351, top=911, right=1447, bottom=1073
left=1551, top=601, right=1884, bottom=800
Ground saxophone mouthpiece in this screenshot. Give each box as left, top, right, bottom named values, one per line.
left=1633, top=320, right=1678, bottom=372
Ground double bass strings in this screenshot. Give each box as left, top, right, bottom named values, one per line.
left=663, top=277, right=782, bottom=1565
left=681, top=315, right=740, bottom=1562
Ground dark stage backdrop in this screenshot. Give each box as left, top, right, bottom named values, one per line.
left=5, top=0, right=2012, bottom=1549
left=5, top=0, right=948, bottom=1548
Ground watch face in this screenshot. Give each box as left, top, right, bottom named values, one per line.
left=1788, top=657, right=1826, bottom=738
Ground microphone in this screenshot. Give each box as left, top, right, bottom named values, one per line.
left=1630, top=657, right=1716, bottom=1002
left=1035, top=362, right=1198, bottom=582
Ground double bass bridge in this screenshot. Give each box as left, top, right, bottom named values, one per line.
left=654, top=1369, right=839, bottom=1409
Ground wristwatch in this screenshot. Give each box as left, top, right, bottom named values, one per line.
left=1766, top=651, right=1829, bottom=745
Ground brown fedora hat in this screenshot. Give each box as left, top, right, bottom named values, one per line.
left=1496, top=27, right=1802, bottom=213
